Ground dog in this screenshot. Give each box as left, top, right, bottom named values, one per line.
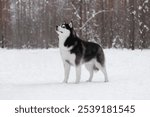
left=56, top=21, right=108, bottom=83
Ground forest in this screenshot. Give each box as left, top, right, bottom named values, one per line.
left=0, top=0, right=150, bottom=49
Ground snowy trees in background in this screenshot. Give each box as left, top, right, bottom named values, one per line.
left=0, top=0, right=150, bottom=49
left=0, top=0, right=12, bottom=48
left=128, top=0, right=136, bottom=50
left=138, top=0, right=150, bottom=49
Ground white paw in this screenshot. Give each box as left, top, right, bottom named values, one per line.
left=105, top=80, right=109, bottom=82
left=63, top=80, right=68, bottom=83
left=86, top=80, right=92, bottom=82
left=75, top=81, right=80, bottom=84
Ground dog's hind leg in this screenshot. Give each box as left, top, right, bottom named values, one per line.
left=101, top=65, right=108, bottom=82
left=95, top=60, right=108, bottom=82
left=96, top=48, right=108, bottom=82
left=63, top=61, right=70, bottom=83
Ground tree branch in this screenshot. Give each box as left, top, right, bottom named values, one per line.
left=79, top=9, right=114, bottom=30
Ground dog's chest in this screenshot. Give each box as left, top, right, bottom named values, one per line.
left=59, top=40, right=76, bottom=65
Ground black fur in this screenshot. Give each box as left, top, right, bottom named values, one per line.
left=63, top=24, right=105, bottom=67
left=56, top=22, right=108, bottom=83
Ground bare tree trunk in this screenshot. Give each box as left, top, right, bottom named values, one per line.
left=139, top=0, right=147, bottom=49
left=0, top=0, right=11, bottom=48
left=101, top=0, right=105, bottom=47
left=108, top=0, right=113, bottom=48
left=0, top=0, right=3, bottom=48
left=123, top=0, right=128, bottom=48
left=79, top=0, right=83, bottom=38
left=129, top=0, right=135, bottom=50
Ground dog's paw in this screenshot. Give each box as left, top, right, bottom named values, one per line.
left=86, top=80, right=92, bottom=82
left=75, top=81, right=80, bottom=84
left=104, top=80, right=109, bottom=82
left=63, top=80, right=68, bottom=83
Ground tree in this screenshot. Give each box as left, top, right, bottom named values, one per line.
left=138, top=0, right=149, bottom=49
left=128, top=0, right=135, bottom=50
left=0, top=0, right=150, bottom=49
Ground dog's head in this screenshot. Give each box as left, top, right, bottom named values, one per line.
left=56, top=21, right=74, bottom=38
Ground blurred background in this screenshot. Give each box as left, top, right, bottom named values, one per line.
left=0, top=0, right=150, bottom=49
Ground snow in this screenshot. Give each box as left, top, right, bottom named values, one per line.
left=0, top=49, right=150, bottom=100
left=139, top=6, right=142, bottom=10
left=132, top=11, right=136, bottom=15
left=144, top=0, right=149, bottom=4
left=144, top=24, right=149, bottom=31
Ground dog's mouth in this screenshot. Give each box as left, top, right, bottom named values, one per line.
left=58, top=30, right=63, bottom=33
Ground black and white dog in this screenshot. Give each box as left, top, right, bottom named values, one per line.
left=56, top=21, right=108, bottom=83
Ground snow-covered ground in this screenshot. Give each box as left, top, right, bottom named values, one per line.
left=0, top=48, right=150, bottom=100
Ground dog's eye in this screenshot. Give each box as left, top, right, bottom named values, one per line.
left=61, top=25, right=65, bottom=28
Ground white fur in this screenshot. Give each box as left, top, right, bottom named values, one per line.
left=63, top=61, right=70, bottom=83
left=85, top=59, right=95, bottom=82
left=75, top=65, right=81, bottom=83
left=94, top=60, right=108, bottom=82
left=57, top=24, right=108, bottom=83
left=56, top=26, right=76, bottom=66
left=85, top=59, right=108, bottom=82
left=56, top=26, right=77, bottom=83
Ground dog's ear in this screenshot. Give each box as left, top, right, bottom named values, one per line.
left=69, top=21, right=73, bottom=28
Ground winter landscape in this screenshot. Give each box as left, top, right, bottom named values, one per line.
left=0, top=0, right=150, bottom=100
left=0, top=48, right=150, bottom=100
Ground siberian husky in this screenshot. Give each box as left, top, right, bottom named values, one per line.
left=56, top=21, right=108, bottom=83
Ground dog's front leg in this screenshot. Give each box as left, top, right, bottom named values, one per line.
left=75, top=65, right=81, bottom=84
left=63, top=61, right=70, bottom=83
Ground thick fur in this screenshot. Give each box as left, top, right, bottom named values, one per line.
left=56, top=21, right=108, bottom=83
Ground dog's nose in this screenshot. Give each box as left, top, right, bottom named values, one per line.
left=56, top=26, right=58, bottom=30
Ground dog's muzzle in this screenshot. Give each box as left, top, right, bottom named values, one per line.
left=56, top=26, right=63, bottom=33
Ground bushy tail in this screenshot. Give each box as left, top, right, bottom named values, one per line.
left=96, top=47, right=105, bottom=68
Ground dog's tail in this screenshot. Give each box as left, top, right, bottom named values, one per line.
left=95, top=47, right=105, bottom=69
